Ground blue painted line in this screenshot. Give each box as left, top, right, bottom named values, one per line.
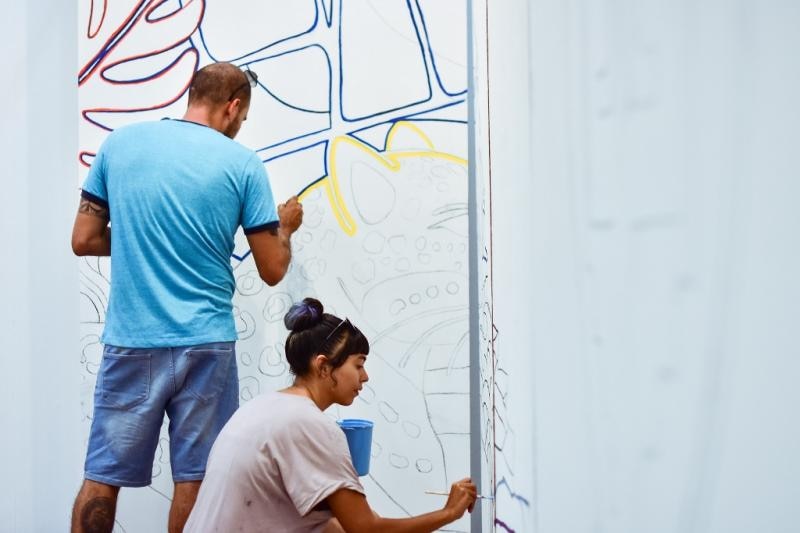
left=413, top=0, right=468, bottom=97
left=338, top=0, right=433, bottom=122
left=186, top=0, right=320, bottom=63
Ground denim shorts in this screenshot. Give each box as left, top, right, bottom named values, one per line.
left=84, top=342, right=239, bottom=487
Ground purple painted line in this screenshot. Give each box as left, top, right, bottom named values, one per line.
left=495, top=518, right=515, bottom=533
left=495, top=477, right=532, bottom=507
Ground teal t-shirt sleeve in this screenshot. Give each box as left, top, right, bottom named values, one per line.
left=241, top=154, right=279, bottom=234
left=81, top=140, right=110, bottom=206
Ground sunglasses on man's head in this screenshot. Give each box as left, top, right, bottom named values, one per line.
left=243, top=67, right=258, bottom=87
left=227, top=67, right=258, bottom=101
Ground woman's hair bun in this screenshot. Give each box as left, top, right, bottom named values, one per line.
left=284, top=297, right=324, bottom=332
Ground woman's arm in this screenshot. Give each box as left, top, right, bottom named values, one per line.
left=327, top=479, right=477, bottom=533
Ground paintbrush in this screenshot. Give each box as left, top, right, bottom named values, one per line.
left=424, top=490, right=494, bottom=500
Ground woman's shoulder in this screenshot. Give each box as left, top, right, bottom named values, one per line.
left=250, top=392, right=329, bottom=426
left=222, top=392, right=331, bottom=447
left=269, top=395, right=344, bottom=439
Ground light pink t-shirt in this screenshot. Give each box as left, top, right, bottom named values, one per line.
left=185, top=391, right=364, bottom=532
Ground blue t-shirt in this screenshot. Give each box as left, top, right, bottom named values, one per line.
left=82, top=119, right=278, bottom=348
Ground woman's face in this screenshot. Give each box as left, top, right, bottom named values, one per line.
left=330, top=353, right=369, bottom=406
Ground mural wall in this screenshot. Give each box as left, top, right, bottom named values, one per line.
left=77, top=1, right=470, bottom=530
left=471, top=0, right=534, bottom=531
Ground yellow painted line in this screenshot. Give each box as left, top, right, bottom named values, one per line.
left=301, top=123, right=467, bottom=236
left=385, top=120, right=436, bottom=151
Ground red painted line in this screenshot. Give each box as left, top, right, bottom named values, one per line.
left=87, top=0, right=108, bottom=39
left=484, top=1, right=499, bottom=527
left=80, top=0, right=147, bottom=83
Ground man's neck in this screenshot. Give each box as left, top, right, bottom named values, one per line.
left=182, top=107, right=214, bottom=129
left=183, top=104, right=231, bottom=135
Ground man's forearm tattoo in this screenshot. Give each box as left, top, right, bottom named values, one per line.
left=78, top=198, right=109, bottom=220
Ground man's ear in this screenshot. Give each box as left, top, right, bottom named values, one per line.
left=225, top=98, right=241, bottom=119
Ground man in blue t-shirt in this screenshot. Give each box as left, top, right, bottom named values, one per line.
left=70, top=62, right=303, bottom=533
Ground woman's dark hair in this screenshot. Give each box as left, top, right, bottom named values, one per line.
left=284, top=297, right=370, bottom=376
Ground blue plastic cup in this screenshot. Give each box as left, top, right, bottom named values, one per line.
left=337, top=418, right=374, bottom=476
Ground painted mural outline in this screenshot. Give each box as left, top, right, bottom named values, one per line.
left=78, top=1, right=471, bottom=531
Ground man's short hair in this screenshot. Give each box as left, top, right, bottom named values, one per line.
left=188, top=62, right=251, bottom=106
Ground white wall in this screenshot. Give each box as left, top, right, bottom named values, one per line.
left=478, top=0, right=800, bottom=531
left=0, top=1, right=83, bottom=531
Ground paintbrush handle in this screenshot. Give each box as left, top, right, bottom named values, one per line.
left=424, top=490, right=494, bottom=500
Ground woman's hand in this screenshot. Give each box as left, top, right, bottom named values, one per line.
left=442, top=478, right=478, bottom=520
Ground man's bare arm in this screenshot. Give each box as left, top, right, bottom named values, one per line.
left=72, top=197, right=111, bottom=256
left=246, top=196, right=303, bottom=286
left=246, top=225, right=292, bottom=286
